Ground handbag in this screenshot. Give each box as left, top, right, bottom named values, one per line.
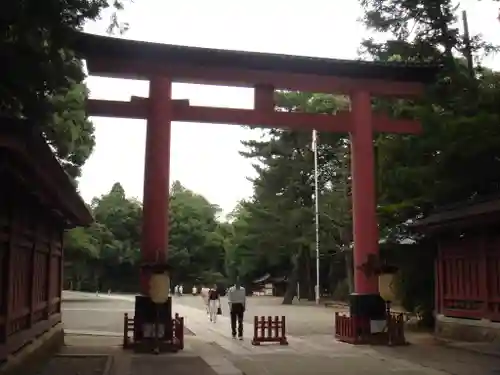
left=217, top=306, right=222, bottom=315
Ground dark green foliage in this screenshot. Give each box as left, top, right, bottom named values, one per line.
left=64, top=182, right=229, bottom=292
left=2, top=0, right=129, bottom=177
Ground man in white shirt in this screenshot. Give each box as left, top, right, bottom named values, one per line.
left=227, top=278, right=246, bottom=340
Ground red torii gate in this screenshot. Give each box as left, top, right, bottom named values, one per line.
left=70, top=32, right=437, bottom=340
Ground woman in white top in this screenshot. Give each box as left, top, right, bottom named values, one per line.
left=208, top=284, right=221, bottom=323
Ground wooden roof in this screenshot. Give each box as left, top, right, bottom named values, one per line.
left=68, top=31, right=440, bottom=83
left=413, top=198, right=500, bottom=232
left=0, top=117, right=93, bottom=228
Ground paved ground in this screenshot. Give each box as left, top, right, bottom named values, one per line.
left=62, top=292, right=337, bottom=336
left=176, top=294, right=337, bottom=336
left=60, top=291, right=500, bottom=375
left=63, top=291, right=134, bottom=335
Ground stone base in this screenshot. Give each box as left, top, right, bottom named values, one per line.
left=0, top=323, right=64, bottom=375
left=349, top=293, right=387, bottom=321
left=436, top=314, right=500, bottom=342
left=133, top=295, right=172, bottom=343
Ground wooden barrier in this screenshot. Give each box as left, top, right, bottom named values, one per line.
left=173, top=313, right=184, bottom=350
left=123, top=313, right=134, bottom=348
left=334, top=313, right=370, bottom=344
left=335, top=313, right=358, bottom=344
left=387, top=312, right=406, bottom=346
left=123, top=313, right=184, bottom=351
left=334, top=310, right=408, bottom=346
left=251, top=316, right=288, bottom=346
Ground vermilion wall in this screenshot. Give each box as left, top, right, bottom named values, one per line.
left=436, top=228, right=500, bottom=322
left=0, top=185, right=63, bottom=362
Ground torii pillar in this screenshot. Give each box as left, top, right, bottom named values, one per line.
left=140, top=77, right=172, bottom=294
left=349, top=90, right=386, bottom=324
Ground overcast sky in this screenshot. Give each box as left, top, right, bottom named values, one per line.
left=79, top=0, right=500, bottom=216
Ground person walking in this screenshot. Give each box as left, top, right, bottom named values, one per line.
left=208, top=284, right=221, bottom=323
left=200, top=286, right=210, bottom=314
left=227, top=278, right=246, bottom=340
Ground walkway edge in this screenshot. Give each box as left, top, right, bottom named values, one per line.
left=65, top=329, right=123, bottom=337
left=434, top=337, right=500, bottom=359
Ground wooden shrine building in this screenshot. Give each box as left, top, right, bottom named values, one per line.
left=416, top=199, right=500, bottom=342
left=0, top=117, right=93, bottom=370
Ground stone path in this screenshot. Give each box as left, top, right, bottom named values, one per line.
left=58, top=292, right=500, bottom=375
left=173, top=303, right=447, bottom=375
left=61, top=334, right=242, bottom=375
left=176, top=294, right=336, bottom=336
left=34, top=355, right=111, bottom=375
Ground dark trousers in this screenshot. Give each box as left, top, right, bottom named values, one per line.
left=230, top=303, right=244, bottom=337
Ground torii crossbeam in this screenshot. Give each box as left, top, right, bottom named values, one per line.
left=70, top=31, right=439, bottom=345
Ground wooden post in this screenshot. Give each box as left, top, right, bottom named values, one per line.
left=174, top=313, right=184, bottom=350
left=478, top=230, right=489, bottom=319
left=254, top=85, right=274, bottom=112
left=57, top=230, right=64, bottom=314
left=45, top=226, right=53, bottom=319
left=4, top=209, right=17, bottom=341
left=29, top=221, right=39, bottom=328
left=123, top=313, right=129, bottom=348
left=350, top=90, right=379, bottom=294
left=140, top=77, right=172, bottom=294
left=280, top=315, right=287, bottom=345
left=253, top=316, right=258, bottom=343
left=274, top=316, right=279, bottom=338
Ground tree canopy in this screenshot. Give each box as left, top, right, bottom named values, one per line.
left=3, top=0, right=128, bottom=177
left=64, top=182, right=229, bottom=291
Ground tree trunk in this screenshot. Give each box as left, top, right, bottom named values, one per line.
left=328, top=255, right=336, bottom=295
left=282, top=254, right=299, bottom=305
left=303, top=247, right=314, bottom=300
left=345, top=249, right=354, bottom=294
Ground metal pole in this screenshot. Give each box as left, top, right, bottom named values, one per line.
left=462, top=10, right=474, bottom=78
left=312, top=129, right=320, bottom=304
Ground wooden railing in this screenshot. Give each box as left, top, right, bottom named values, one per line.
left=123, top=312, right=184, bottom=351
left=251, top=315, right=288, bottom=346
left=334, top=309, right=407, bottom=346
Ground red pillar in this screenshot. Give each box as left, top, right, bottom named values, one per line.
left=350, top=90, right=379, bottom=295
left=140, top=77, right=172, bottom=294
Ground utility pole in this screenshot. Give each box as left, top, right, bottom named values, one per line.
left=462, top=10, right=474, bottom=78
left=312, top=129, right=320, bottom=305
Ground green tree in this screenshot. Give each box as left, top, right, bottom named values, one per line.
left=359, top=0, right=500, bottom=226
left=65, top=180, right=231, bottom=293
left=358, top=0, right=500, bottom=321
left=231, top=92, right=352, bottom=303
left=169, top=181, right=227, bottom=287
left=65, top=182, right=142, bottom=291
left=2, top=0, right=129, bottom=177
